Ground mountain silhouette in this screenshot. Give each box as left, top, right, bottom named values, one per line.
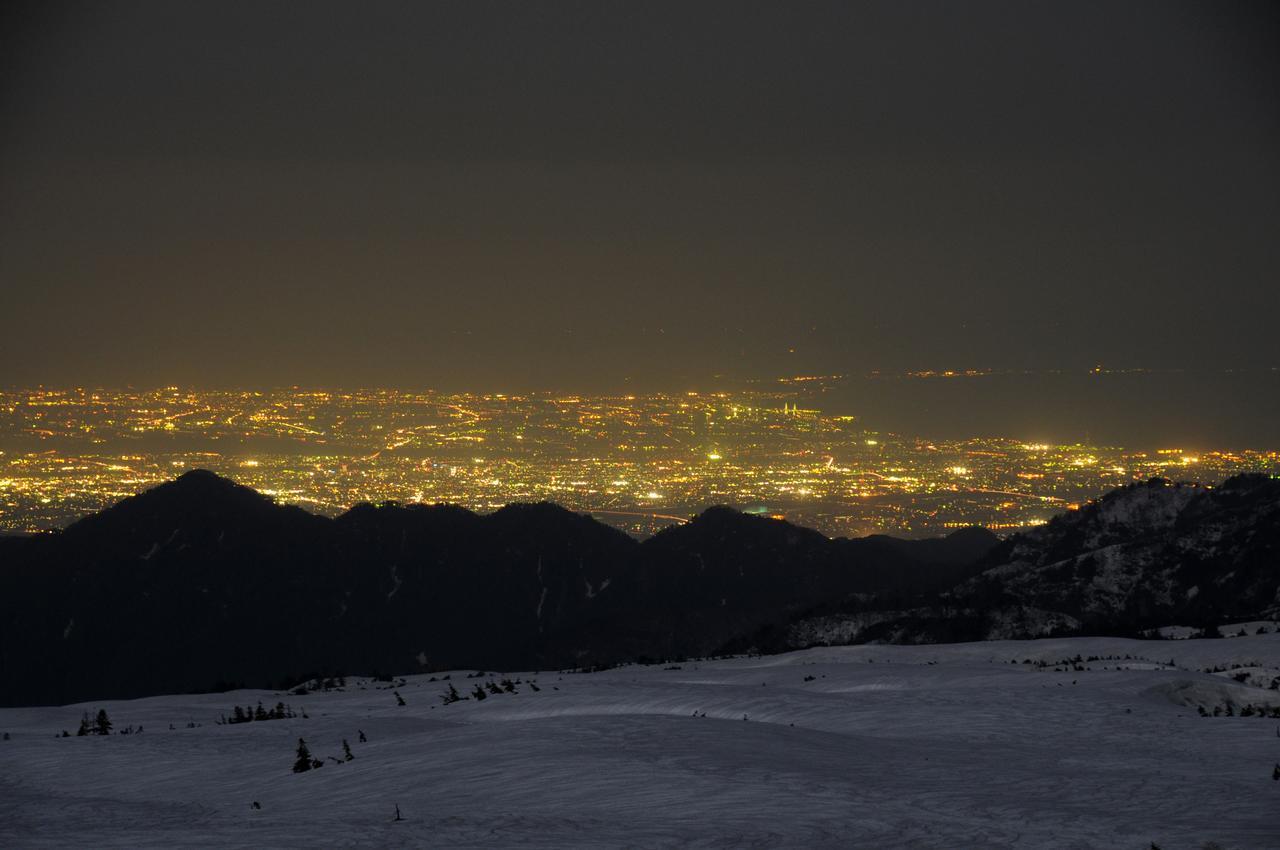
left=6, top=471, right=1276, bottom=706
left=0, top=471, right=994, bottom=705
left=6, top=471, right=1275, bottom=706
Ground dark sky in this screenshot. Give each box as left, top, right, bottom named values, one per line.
left=2, top=1, right=1278, bottom=393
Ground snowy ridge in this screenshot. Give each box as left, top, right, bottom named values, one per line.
left=837, top=475, right=1280, bottom=643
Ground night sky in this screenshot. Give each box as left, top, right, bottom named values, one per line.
left=2, top=1, right=1278, bottom=399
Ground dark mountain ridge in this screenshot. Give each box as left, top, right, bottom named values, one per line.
left=4, top=471, right=1275, bottom=707
left=0, top=471, right=995, bottom=706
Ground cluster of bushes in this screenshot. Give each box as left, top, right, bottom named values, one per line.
left=1232, top=670, right=1273, bottom=687
left=441, top=677, right=538, bottom=704
left=1202, top=661, right=1261, bottom=674
left=1199, top=661, right=1279, bottom=690
left=292, top=736, right=355, bottom=773
left=1196, top=703, right=1280, bottom=718
left=62, top=709, right=118, bottom=737
left=1014, top=653, right=1159, bottom=673
left=217, top=701, right=301, bottom=725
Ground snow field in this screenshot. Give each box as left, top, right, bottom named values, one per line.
left=2, top=634, right=1279, bottom=849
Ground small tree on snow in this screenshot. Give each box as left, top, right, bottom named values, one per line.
left=293, top=738, right=313, bottom=773
left=94, top=709, right=112, bottom=736
left=342, top=739, right=354, bottom=761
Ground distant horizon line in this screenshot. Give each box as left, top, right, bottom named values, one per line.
left=5, top=365, right=1279, bottom=394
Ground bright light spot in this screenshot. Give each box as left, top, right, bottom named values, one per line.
left=949, top=466, right=969, bottom=476
left=707, top=452, right=722, bottom=461
left=240, top=460, right=259, bottom=467
left=865, top=439, right=878, bottom=446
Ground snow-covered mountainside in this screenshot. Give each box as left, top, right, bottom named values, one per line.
left=973, top=475, right=1280, bottom=634
left=3, top=634, right=1279, bottom=849
left=788, top=475, right=1280, bottom=646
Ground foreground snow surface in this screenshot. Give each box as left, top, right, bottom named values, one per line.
left=4, top=636, right=1280, bottom=849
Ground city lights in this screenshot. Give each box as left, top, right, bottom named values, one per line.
left=0, top=386, right=1275, bottom=539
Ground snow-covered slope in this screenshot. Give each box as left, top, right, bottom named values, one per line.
left=3, top=634, right=1280, bottom=849
left=983, top=475, right=1280, bottom=626
left=789, top=475, right=1280, bottom=646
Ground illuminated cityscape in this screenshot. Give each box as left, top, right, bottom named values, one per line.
left=2, top=384, right=1275, bottom=539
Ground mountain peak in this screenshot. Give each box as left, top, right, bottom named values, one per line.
left=60, top=468, right=310, bottom=546
left=173, top=467, right=236, bottom=486
left=689, top=505, right=746, bottom=523
left=134, top=468, right=278, bottom=512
